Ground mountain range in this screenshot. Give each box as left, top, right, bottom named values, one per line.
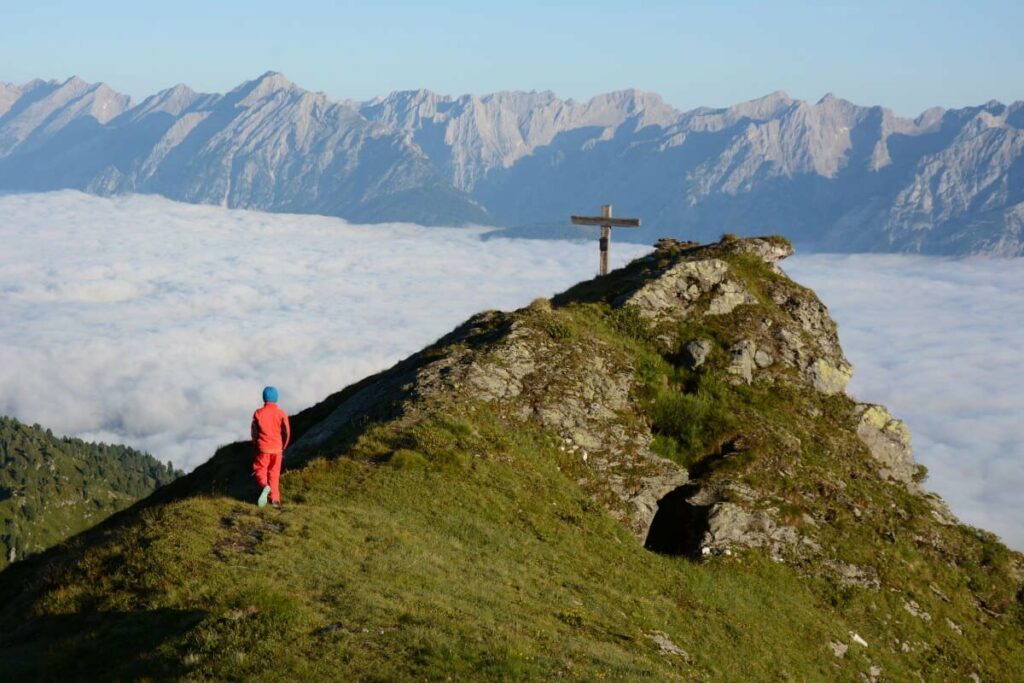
left=1, top=72, right=1022, bottom=254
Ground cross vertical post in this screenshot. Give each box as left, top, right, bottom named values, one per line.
left=599, top=204, right=612, bottom=277
left=570, top=204, right=641, bottom=276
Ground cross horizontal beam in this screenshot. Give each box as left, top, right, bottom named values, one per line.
left=570, top=215, right=641, bottom=227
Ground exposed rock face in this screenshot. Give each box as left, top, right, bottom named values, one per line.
left=810, top=359, right=854, bottom=395
left=855, top=404, right=920, bottom=486
left=291, top=305, right=689, bottom=541
left=682, top=339, right=712, bottom=369
left=702, top=501, right=799, bottom=560
left=616, top=237, right=852, bottom=398
left=0, top=77, right=130, bottom=156
left=433, top=315, right=693, bottom=540
left=618, top=257, right=759, bottom=322
left=769, top=287, right=854, bottom=396
left=727, top=340, right=756, bottom=384
left=361, top=87, right=678, bottom=193
left=730, top=237, right=796, bottom=270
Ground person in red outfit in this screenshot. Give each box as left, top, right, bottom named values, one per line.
left=251, top=385, right=290, bottom=508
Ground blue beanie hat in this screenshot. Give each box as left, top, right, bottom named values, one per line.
left=262, top=386, right=279, bottom=403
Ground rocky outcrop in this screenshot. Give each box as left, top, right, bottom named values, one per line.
left=855, top=404, right=921, bottom=486
left=727, top=341, right=756, bottom=384
left=291, top=300, right=689, bottom=541
left=730, top=237, right=795, bottom=270
left=430, top=311, right=690, bottom=540
left=291, top=235, right=944, bottom=567
left=614, top=237, right=853, bottom=397
left=617, top=258, right=756, bottom=321
left=681, top=339, right=712, bottom=369
left=702, top=501, right=800, bottom=560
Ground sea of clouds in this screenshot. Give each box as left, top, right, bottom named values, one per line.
left=0, top=191, right=649, bottom=468
left=1, top=191, right=1022, bottom=550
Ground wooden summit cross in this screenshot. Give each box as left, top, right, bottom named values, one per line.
left=570, top=204, right=641, bottom=276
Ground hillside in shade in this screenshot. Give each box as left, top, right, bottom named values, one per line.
left=1, top=237, right=1020, bottom=681
left=0, top=416, right=181, bottom=569
left=2, top=73, right=1022, bottom=254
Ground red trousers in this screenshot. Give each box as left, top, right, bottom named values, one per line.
left=253, top=451, right=283, bottom=503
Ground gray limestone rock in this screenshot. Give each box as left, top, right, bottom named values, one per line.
left=701, top=501, right=800, bottom=559
left=619, top=259, right=738, bottom=320
left=824, top=559, right=881, bottom=589
left=682, top=339, right=713, bottom=369
left=730, top=238, right=795, bottom=271
left=646, top=631, right=691, bottom=660
left=707, top=279, right=758, bottom=315
left=903, top=600, right=932, bottom=621
left=855, top=404, right=920, bottom=486
left=830, top=641, right=848, bottom=658
left=810, top=358, right=854, bottom=395
left=727, top=340, right=756, bottom=384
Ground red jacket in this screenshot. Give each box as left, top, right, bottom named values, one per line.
left=252, top=402, right=291, bottom=454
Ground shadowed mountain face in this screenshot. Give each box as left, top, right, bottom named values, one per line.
left=0, top=237, right=1020, bottom=680
left=1, top=73, right=1022, bottom=252
left=0, top=416, right=181, bottom=569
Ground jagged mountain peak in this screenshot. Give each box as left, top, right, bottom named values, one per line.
left=363, top=87, right=450, bottom=113
left=166, top=82, right=197, bottom=97
left=913, top=105, right=947, bottom=127
left=61, top=75, right=87, bottom=88
left=582, top=88, right=677, bottom=119
left=253, top=69, right=294, bottom=87
left=229, top=70, right=304, bottom=105
left=725, top=89, right=796, bottom=119
left=129, top=83, right=207, bottom=119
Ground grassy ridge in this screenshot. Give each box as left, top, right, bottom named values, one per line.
left=0, top=405, right=881, bottom=680
left=0, top=244, right=1021, bottom=681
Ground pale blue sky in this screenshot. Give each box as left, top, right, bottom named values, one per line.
left=2, top=0, right=1021, bottom=115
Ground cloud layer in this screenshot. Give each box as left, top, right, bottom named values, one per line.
left=787, top=254, right=1024, bottom=550
left=2, top=191, right=1021, bottom=550
left=0, top=191, right=647, bottom=470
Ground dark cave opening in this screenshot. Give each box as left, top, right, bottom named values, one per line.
left=644, top=483, right=711, bottom=556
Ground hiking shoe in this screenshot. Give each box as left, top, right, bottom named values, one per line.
left=271, top=501, right=282, bottom=509
left=257, top=486, right=271, bottom=508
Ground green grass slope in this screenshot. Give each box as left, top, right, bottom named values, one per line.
left=0, top=416, right=181, bottom=569
left=0, top=237, right=1020, bottom=681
